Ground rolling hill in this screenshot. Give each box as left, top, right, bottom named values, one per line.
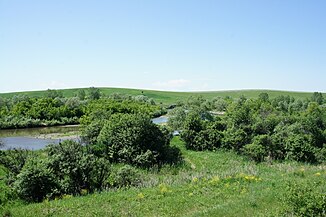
left=0, top=87, right=324, bottom=105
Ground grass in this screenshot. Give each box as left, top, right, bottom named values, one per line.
left=2, top=137, right=325, bottom=216
left=0, top=87, right=324, bottom=105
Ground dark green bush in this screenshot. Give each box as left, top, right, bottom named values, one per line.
left=181, top=112, right=203, bottom=150
left=285, top=135, right=317, bottom=163
left=0, top=149, right=31, bottom=176
left=243, top=134, right=273, bottom=162
left=315, top=144, right=326, bottom=163
left=222, top=127, right=249, bottom=151
left=96, top=113, right=181, bottom=167
left=46, top=140, right=110, bottom=195
left=13, top=158, right=58, bottom=202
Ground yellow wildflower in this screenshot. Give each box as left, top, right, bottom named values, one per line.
left=137, top=193, right=145, bottom=199
left=192, top=177, right=198, bottom=183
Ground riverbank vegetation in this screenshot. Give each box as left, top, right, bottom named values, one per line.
left=0, top=90, right=325, bottom=216
left=0, top=88, right=165, bottom=129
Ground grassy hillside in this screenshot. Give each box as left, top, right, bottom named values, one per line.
left=3, top=137, right=325, bottom=217
left=0, top=87, right=323, bottom=105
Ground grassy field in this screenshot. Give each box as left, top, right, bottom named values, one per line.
left=2, top=137, right=325, bottom=217
left=0, top=87, right=324, bottom=105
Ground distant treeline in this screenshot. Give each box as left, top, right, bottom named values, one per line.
left=0, top=88, right=164, bottom=129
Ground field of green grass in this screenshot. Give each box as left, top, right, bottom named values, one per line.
left=0, top=87, right=324, bottom=105
left=2, top=137, right=325, bottom=217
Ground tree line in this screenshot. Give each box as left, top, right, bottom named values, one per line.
left=0, top=88, right=164, bottom=129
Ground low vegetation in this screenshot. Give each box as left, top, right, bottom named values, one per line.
left=0, top=90, right=325, bottom=216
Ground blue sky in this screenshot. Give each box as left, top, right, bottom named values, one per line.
left=1, top=0, right=325, bottom=93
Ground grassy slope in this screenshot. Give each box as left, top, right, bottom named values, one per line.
left=0, top=87, right=324, bottom=104
left=5, top=137, right=326, bottom=217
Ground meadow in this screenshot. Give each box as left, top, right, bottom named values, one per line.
left=1, top=137, right=325, bottom=216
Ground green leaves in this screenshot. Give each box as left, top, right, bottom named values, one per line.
left=95, top=113, right=181, bottom=167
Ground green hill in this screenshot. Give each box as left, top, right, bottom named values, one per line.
left=0, top=87, right=324, bottom=104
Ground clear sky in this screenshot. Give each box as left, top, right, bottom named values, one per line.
left=1, top=0, right=325, bottom=93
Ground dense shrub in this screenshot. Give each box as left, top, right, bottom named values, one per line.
left=285, top=135, right=317, bottom=163
left=283, top=182, right=326, bottom=216
left=0, top=184, right=16, bottom=206
left=222, top=127, right=249, bottom=151
left=46, top=140, right=110, bottom=195
left=13, top=158, right=58, bottom=202
left=167, top=107, right=187, bottom=131
left=96, top=114, right=181, bottom=167
left=243, top=135, right=270, bottom=162
left=0, top=149, right=31, bottom=176
left=179, top=92, right=326, bottom=164
left=181, top=112, right=203, bottom=150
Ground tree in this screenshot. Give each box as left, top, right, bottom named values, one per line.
left=76, top=89, right=86, bottom=100
left=167, top=107, right=187, bottom=131
left=46, top=89, right=63, bottom=99
left=88, top=87, right=101, bottom=100
left=258, top=92, right=269, bottom=102
left=311, top=92, right=324, bottom=105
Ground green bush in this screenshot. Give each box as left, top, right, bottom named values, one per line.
left=97, top=113, right=181, bottom=167
left=285, top=135, right=317, bottom=163
left=283, top=182, right=326, bottom=216
left=315, top=144, right=326, bottom=163
left=181, top=112, right=203, bottom=150
left=109, top=165, right=141, bottom=188
left=0, top=184, right=16, bottom=206
left=243, top=135, right=271, bottom=162
left=0, top=149, right=31, bottom=176
left=222, top=127, right=249, bottom=151
left=13, top=158, right=58, bottom=202
left=46, top=140, right=110, bottom=195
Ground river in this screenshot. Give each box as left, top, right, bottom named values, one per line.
left=0, top=116, right=169, bottom=150
left=0, top=125, right=80, bottom=150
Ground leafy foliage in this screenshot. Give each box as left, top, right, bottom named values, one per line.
left=180, top=92, right=326, bottom=163
left=96, top=113, right=182, bottom=167
left=46, top=140, right=110, bottom=195
left=283, top=181, right=326, bottom=216
left=13, top=158, right=58, bottom=202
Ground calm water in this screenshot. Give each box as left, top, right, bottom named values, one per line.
left=0, top=137, right=61, bottom=150
left=0, top=117, right=169, bottom=150
left=152, top=116, right=169, bottom=124
left=0, top=125, right=79, bottom=150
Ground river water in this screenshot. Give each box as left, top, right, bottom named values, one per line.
left=0, top=116, right=169, bottom=150
left=0, top=125, right=80, bottom=150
